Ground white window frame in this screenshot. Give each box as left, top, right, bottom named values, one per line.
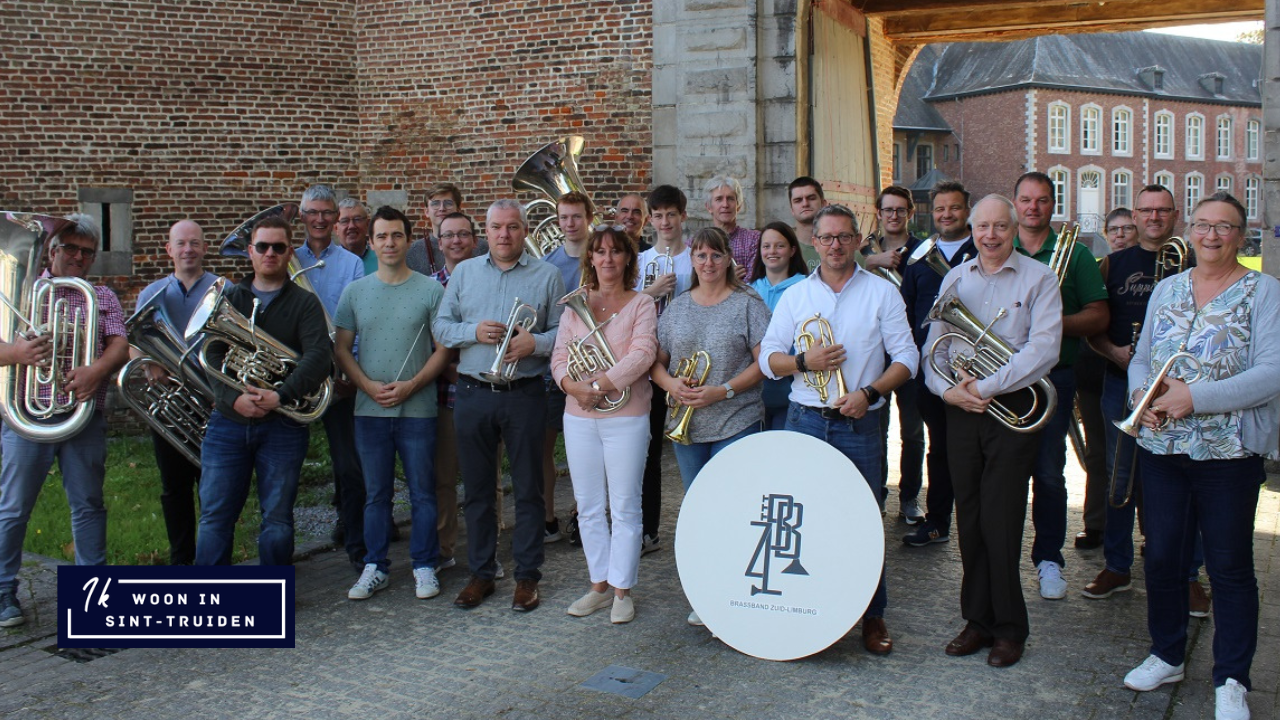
left=1112, top=106, right=1133, bottom=157
left=1215, top=174, right=1233, bottom=196
left=1216, top=115, right=1232, bottom=160
left=1155, top=171, right=1175, bottom=192
left=1246, top=120, right=1260, bottom=162
left=1186, top=113, right=1205, bottom=161
left=1112, top=169, right=1132, bottom=209
left=1184, top=173, right=1204, bottom=220
left=1154, top=111, right=1174, bottom=159
left=1048, top=102, right=1070, bottom=154
left=1049, top=166, right=1070, bottom=220
left=1245, top=176, right=1260, bottom=219
left=1080, top=104, right=1102, bottom=155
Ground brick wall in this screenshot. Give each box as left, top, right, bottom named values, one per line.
left=930, top=90, right=1033, bottom=201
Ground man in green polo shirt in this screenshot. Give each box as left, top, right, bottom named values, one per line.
left=1012, top=172, right=1109, bottom=601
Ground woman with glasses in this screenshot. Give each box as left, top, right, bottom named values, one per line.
left=751, top=222, right=808, bottom=430
left=551, top=226, right=657, bottom=624
left=1104, top=208, right=1139, bottom=253
left=1120, top=192, right=1280, bottom=720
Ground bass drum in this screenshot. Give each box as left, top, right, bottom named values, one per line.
left=675, top=430, right=884, bottom=661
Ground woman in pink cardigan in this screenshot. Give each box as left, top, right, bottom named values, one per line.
left=551, top=225, right=658, bottom=625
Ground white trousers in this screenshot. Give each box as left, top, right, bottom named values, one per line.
left=562, top=413, right=649, bottom=589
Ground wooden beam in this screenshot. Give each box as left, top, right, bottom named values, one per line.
left=860, top=0, right=1082, bottom=14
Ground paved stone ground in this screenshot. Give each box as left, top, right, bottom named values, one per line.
left=1, top=424, right=1276, bottom=720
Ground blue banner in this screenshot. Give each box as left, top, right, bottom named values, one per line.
left=57, top=566, right=294, bottom=648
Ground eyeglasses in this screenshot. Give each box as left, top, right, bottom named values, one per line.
left=814, top=233, right=858, bottom=247
left=253, top=242, right=289, bottom=255
left=1189, top=222, right=1241, bottom=236
left=692, top=251, right=727, bottom=264
left=301, top=209, right=338, bottom=220
left=336, top=216, right=368, bottom=226
left=428, top=199, right=457, bottom=210
left=593, top=224, right=627, bottom=233
left=57, top=244, right=96, bottom=259
left=1107, top=225, right=1137, bottom=235
left=1135, top=207, right=1175, bottom=216
left=878, top=207, right=909, bottom=217
left=439, top=230, right=474, bottom=241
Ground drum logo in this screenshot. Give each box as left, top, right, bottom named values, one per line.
left=746, top=494, right=809, bottom=596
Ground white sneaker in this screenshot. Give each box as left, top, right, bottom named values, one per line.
left=1124, top=654, right=1186, bottom=691
left=566, top=590, right=613, bottom=617
left=495, top=560, right=505, bottom=580
left=1216, top=679, right=1250, bottom=720
left=641, top=533, right=661, bottom=556
left=1037, top=560, right=1067, bottom=600
left=414, top=567, right=440, bottom=599
left=347, top=563, right=389, bottom=600
left=611, top=595, right=635, bottom=624
left=687, top=609, right=704, bottom=626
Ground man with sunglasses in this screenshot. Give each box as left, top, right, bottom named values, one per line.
left=761, top=204, right=918, bottom=657
left=0, top=214, right=129, bottom=628
left=294, top=184, right=368, bottom=572
left=194, top=216, right=332, bottom=567
left=337, top=198, right=377, bottom=276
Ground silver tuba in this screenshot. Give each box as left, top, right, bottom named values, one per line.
left=558, top=286, right=630, bottom=412
left=906, top=234, right=971, bottom=277
left=925, top=291, right=1057, bottom=433
left=117, top=292, right=216, bottom=465
left=512, top=136, right=590, bottom=258
left=0, top=212, right=101, bottom=442
left=186, top=278, right=332, bottom=423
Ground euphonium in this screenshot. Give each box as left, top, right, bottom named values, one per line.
left=1047, top=223, right=1079, bottom=287
left=185, top=278, right=333, bottom=423
left=794, top=313, right=848, bottom=406
left=925, top=291, right=1058, bottom=433
left=643, top=246, right=675, bottom=313
left=1154, top=236, right=1190, bottom=282
left=907, top=234, right=971, bottom=277
left=558, top=286, right=629, bottom=413
left=479, top=297, right=540, bottom=383
left=117, top=293, right=216, bottom=465
left=665, top=350, right=711, bottom=444
left=863, top=234, right=905, bottom=287
left=0, top=212, right=100, bottom=442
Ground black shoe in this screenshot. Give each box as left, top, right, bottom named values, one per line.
left=544, top=518, right=562, bottom=543
left=566, top=510, right=581, bottom=546
left=389, top=523, right=402, bottom=542
left=1074, top=529, right=1102, bottom=549
left=331, top=519, right=346, bottom=546
left=903, top=524, right=950, bottom=547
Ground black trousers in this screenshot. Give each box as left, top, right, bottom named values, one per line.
left=946, top=406, right=1041, bottom=642
left=640, top=381, right=666, bottom=539
left=1074, top=349, right=1109, bottom=534
left=918, top=378, right=955, bottom=534
left=152, top=431, right=201, bottom=565
left=323, top=396, right=366, bottom=563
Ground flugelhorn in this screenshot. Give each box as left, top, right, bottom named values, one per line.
left=925, top=291, right=1057, bottom=433
left=665, top=350, right=711, bottom=444
left=479, top=297, right=539, bottom=383
left=558, top=286, right=629, bottom=412
left=863, top=234, right=905, bottom=287
left=1114, top=350, right=1205, bottom=439
left=0, top=212, right=101, bottom=442
left=795, top=313, right=847, bottom=406
left=1107, top=322, right=1144, bottom=508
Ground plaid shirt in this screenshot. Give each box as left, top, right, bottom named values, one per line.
left=434, top=267, right=457, bottom=410
left=30, top=271, right=127, bottom=409
left=726, top=226, right=762, bottom=282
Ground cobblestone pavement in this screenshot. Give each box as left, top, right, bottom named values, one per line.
left=0, top=429, right=1276, bottom=720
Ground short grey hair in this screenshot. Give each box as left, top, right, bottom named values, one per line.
left=337, top=197, right=369, bottom=214
left=301, top=184, right=338, bottom=206
left=975, top=193, right=1017, bottom=224
left=486, top=199, right=529, bottom=229
left=812, top=204, right=859, bottom=235
left=703, top=176, right=744, bottom=207
left=60, top=213, right=102, bottom=250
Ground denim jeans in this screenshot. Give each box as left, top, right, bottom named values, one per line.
left=0, top=412, right=107, bottom=589
left=1030, top=367, right=1075, bottom=568
left=1139, top=450, right=1263, bottom=689
left=195, top=412, right=309, bottom=566
left=671, top=422, right=761, bottom=491
left=355, top=416, right=439, bottom=572
left=785, top=403, right=888, bottom=618
left=878, top=378, right=925, bottom=504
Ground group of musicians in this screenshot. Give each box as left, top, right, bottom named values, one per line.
left=0, top=167, right=1275, bottom=718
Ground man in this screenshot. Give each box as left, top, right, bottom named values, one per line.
left=435, top=199, right=564, bottom=612
left=337, top=198, right=377, bottom=275
left=133, top=219, right=221, bottom=565
left=901, top=182, right=977, bottom=548
left=194, top=216, right=332, bottom=565
left=1012, top=172, right=1109, bottom=600
left=539, top=191, right=594, bottom=542
left=787, top=176, right=826, bottom=270
left=760, top=204, right=918, bottom=656
left=335, top=206, right=450, bottom=601
left=1082, top=187, right=1208, bottom=616
left=615, top=193, right=651, bottom=252
left=293, top=184, right=368, bottom=572
left=407, top=182, right=488, bottom=275
left=704, top=176, right=760, bottom=281
left=862, top=185, right=913, bottom=282
left=0, top=214, right=129, bottom=627
left=634, top=184, right=695, bottom=555
left=925, top=194, right=1062, bottom=668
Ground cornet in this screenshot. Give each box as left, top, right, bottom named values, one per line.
left=665, top=350, right=711, bottom=444
left=479, top=297, right=539, bottom=384
left=794, top=313, right=847, bottom=406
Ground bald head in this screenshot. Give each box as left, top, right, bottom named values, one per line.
left=167, top=219, right=207, bottom=277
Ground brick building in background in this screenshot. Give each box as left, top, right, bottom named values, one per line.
left=0, top=0, right=652, bottom=306
left=893, top=32, right=1263, bottom=252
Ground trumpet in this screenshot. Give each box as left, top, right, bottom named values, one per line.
left=665, top=350, right=711, bottom=445
left=925, top=292, right=1057, bottom=433
left=559, top=287, right=629, bottom=412
left=643, top=246, right=675, bottom=313
left=479, top=297, right=539, bottom=384
left=1154, top=237, right=1190, bottom=282
left=863, top=234, right=905, bottom=287
left=795, top=313, right=847, bottom=406
left=1048, top=223, right=1079, bottom=287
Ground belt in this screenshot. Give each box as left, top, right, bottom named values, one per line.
left=799, top=404, right=845, bottom=421
left=460, top=375, right=540, bottom=393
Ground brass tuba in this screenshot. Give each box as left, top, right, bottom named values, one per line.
left=0, top=212, right=101, bottom=442
left=186, top=278, right=333, bottom=423
left=1154, top=236, right=1191, bottom=282
left=795, top=313, right=848, bottom=406
left=925, top=291, right=1058, bottom=433
left=117, top=293, right=216, bottom=465
left=558, top=286, right=630, bottom=412
left=665, top=350, right=711, bottom=444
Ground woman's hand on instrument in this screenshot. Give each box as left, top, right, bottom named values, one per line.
left=802, top=343, right=845, bottom=373
left=1146, top=378, right=1193, bottom=427
left=476, top=320, right=506, bottom=345
left=502, top=325, right=536, bottom=365
left=680, top=383, right=726, bottom=409
left=563, top=378, right=604, bottom=411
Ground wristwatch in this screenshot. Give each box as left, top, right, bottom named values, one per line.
left=723, top=382, right=736, bottom=399
left=861, top=385, right=882, bottom=405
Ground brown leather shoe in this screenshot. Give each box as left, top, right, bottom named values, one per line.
left=987, top=638, right=1025, bottom=667
left=512, top=579, right=540, bottom=612
left=945, top=624, right=994, bottom=657
left=861, top=616, right=893, bottom=655
left=453, top=576, right=496, bottom=609
left=1082, top=569, right=1132, bottom=599
left=1188, top=580, right=1211, bottom=618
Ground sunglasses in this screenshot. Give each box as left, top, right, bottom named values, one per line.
left=253, top=242, right=289, bottom=255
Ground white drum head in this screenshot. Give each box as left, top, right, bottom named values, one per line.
left=675, top=430, right=884, bottom=661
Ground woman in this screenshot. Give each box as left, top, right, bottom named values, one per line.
left=551, top=226, right=658, bottom=625
left=751, top=221, right=808, bottom=430
left=1121, top=192, right=1280, bottom=720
